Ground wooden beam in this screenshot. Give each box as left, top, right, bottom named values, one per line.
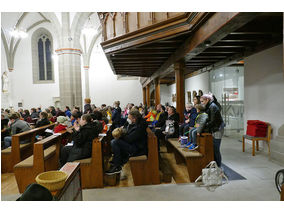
left=154, top=78, right=160, bottom=106
left=148, top=12, right=260, bottom=81
left=143, top=87, right=146, bottom=106
left=175, top=59, right=185, bottom=122
left=146, top=85, right=150, bottom=107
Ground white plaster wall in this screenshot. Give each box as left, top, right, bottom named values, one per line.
left=160, top=71, right=209, bottom=107
left=184, top=71, right=210, bottom=103
left=160, top=84, right=171, bottom=106
left=1, top=21, right=59, bottom=110
left=88, top=40, right=143, bottom=108
left=244, top=44, right=284, bottom=139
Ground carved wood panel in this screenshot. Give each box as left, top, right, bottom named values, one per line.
left=115, top=12, right=124, bottom=37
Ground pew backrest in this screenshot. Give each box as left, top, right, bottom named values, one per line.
left=11, top=123, right=55, bottom=164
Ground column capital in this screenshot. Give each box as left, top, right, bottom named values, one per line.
left=55, top=48, right=82, bottom=56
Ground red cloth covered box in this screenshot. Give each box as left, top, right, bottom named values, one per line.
left=246, top=120, right=268, bottom=137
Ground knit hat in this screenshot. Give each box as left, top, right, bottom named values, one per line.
left=57, top=116, right=68, bottom=124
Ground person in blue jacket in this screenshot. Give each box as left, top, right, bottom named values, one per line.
left=179, top=103, right=198, bottom=136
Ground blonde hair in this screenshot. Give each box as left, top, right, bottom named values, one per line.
left=84, top=98, right=91, bottom=104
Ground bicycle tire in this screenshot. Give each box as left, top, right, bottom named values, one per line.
left=275, top=169, right=284, bottom=193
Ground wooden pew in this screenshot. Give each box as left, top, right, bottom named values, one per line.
left=74, top=137, right=104, bottom=189
left=13, top=135, right=61, bottom=193
left=129, top=128, right=160, bottom=186
left=281, top=184, right=284, bottom=201
left=1, top=123, right=55, bottom=173
left=52, top=162, right=82, bottom=201
left=167, top=133, right=214, bottom=182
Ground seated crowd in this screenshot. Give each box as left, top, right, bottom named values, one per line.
left=1, top=93, right=224, bottom=176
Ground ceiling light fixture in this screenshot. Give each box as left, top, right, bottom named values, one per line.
left=10, top=29, right=28, bottom=38
left=82, top=17, right=97, bottom=36
left=204, top=40, right=211, bottom=47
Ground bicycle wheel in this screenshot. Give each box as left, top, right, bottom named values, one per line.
left=275, top=169, right=284, bottom=193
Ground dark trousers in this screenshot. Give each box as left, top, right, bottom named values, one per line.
left=111, top=139, right=137, bottom=167
left=213, top=138, right=222, bottom=167
left=60, top=145, right=73, bottom=167
left=179, top=123, right=191, bottom=136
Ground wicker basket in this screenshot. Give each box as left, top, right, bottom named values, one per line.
left=35, top=171, right=68, bottom=191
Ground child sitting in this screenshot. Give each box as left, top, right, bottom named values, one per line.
left=182, top=104, right=208, bottom=150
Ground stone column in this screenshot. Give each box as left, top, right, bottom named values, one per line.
left=56, top=13, right=83, bottom=109
left=84, top=66, right=90, bottom=99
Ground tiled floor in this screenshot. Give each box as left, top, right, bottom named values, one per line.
left=82, top=135, right=284, bottom=201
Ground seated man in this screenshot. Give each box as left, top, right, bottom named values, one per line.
left=106, top=109, right=148, bottom=175
left=154, top=106, right=180, bottom=150
left=3, top=113, right=32, bottom=149
left=154, top=105, right=168, bottom=128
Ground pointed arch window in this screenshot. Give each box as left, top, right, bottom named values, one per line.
left=32, top=28, right=54, bottom=84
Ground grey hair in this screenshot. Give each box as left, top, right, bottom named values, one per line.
left=201, top=94, right=213, bottom=101
left=129, top=109, right=142, bottom=120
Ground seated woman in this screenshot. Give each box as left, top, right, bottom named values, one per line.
left=22, top=109, right=32, bottom=123
left=35, top=112, right=50, bottom=128
left=60, top=114, right=100, bottom=166
left=54, top=116, right=68, bottom=133
left=106, top=109, right=148, bottom=175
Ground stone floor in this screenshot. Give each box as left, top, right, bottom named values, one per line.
left=82, top=134, right=284, bottom=201
left=1, top=133, right=283, bottom=201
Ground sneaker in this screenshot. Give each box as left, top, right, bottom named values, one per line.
left=105, top=166, right=122, bottom=175
left=188, top=144, right=198, bottom=151
left=185, top=142, right=192, bottom=147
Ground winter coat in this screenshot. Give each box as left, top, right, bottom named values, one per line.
left=65, top=110, right=71, bottom=118
left=35, top=118, right=50, bottom=128
left=194, top=112, right=209, bottom=134
left=204, top=100, right=223, bottom=133
left=111, top=107, right=122, bottom=128
left=162, top=113, right=180, bottom=138
left=155, top=111, right=168, bottom=128
left=83, top=104, right=92, bottom=114
left=54, top=124, right=67, bottom=133
left=144, top=110, right=157, bottom=122
left=184, top=108, right=198, bottom=127
left=121, top=117, right=148, bottom=155
left=10, top=119, right=32, bottom=135
left=67, top=122, right=100, bottom=162
left=31, top=112, right=39, bottom=119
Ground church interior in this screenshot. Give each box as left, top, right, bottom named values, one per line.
left=1, top=1, right=284, bottom=208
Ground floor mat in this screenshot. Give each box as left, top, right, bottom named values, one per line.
left=222, top=163, right=246, bottom=181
